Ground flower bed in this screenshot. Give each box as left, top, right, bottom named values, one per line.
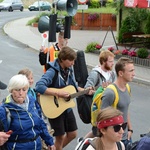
left=115, top=55, right=150, bottom=68
left=71, top=12, right=116, bottom=30
left=86, top=44, right=150, bottom=68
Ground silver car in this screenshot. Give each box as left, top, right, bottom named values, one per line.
left=0, top=0, right=24, bottom=12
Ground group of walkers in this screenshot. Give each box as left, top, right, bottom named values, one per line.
left=0, top=31, right=149, bottom=150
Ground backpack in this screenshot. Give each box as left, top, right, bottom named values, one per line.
left=76, top=72, right=105, bottom=124
left=74, top=51, right=116, bottom=124
left=77, top=71, right=105, bottom=124
left=74, top=51, right=106, bottom=124
left=75, top=138, right=123, bottom=150
left=133, top=132, right=150, bottom=150
left=74, top=50, right=91, bottom=124
left=91, top=84, right=130, bottom=127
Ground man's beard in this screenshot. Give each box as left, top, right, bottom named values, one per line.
left=104, top=63, right=112, bottom=71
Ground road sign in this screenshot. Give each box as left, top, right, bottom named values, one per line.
left=42, top=32, right=48, bottom=39
left=78, top=4, right=88, bottom=9
left=41, top=32, right=48, bottom=46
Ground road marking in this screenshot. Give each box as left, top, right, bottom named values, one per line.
left=2, top=41, right=19, bottom=48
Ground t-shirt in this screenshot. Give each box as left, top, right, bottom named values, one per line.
left=101, top=84, right=131, bottom=140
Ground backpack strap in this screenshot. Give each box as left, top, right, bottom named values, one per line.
left=116, top=142, right=122, bottom=150
left=107, top=83, right=131, bottom=108
left=88, top=138, right=96, bottom=149
left=126, top=83, right=131, bottom=95
left=107, top=84, right=119, bottom=108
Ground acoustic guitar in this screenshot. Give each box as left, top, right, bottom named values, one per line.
left=40, top=85, right=90, bottom=119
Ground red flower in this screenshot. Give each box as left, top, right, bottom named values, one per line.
left=128, top=51, right=136, bottom=57
left=108, top=47, right=114, bottom=52
left=122, top=49, right=128, bottom=55
left=95, top=44, right=102, bottom=49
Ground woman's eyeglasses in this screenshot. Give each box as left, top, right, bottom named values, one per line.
left=113, top=122, right=127, bottom=132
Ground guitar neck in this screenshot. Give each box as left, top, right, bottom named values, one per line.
left=69, top=88, right=89, bottom=99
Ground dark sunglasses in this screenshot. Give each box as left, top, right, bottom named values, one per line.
left=113, top=122, right=127, bottom=132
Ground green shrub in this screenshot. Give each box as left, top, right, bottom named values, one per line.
left=144, top=14, right=150, bottom=34
left=137, top=48, right=149, bottom=58
left=118, top=8, right=149, bottom=43
left=85, top=42, right=99, bottom=53
left=89, top=0, right=100, bottom=8
left=26, top=12, right=51, bottom=26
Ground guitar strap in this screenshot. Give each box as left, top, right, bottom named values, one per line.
left=50, top=69, right=58, bottom=87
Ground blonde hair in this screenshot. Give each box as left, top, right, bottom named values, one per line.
left=18, top=68, right=33, bottom=78
left=115, top=57, right=134, bottom=76
left=8, top=74, right=29, bottom=93
left=58, top=32, right=64, bottom=38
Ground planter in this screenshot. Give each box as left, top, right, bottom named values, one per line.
left=71, top=13, right=116, bottom=30
left=115, top=55, right=150, bottom=68
left=90, top=50, right=100, bottom=54
left=32, top=23, right=38, bottom=27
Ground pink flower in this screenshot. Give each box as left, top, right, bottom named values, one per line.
left=122, top=49, right=128, bottom=55
left=95, top=44, right=102, bottom=49
left=128, top=51, right=136, bottom=57
left=108, top=47, right=114, bottom=52
left=88, top=13, right=99, bottom=21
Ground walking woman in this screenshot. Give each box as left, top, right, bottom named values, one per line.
left=75, top=107, right=126, bottom=150
left=0, top=74, right=55, bottom=150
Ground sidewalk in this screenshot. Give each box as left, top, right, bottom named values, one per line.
left=4, top=17, right=150, bottom=86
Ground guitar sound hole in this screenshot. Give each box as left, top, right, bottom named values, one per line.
left=65, top=96, right=71, bottom=102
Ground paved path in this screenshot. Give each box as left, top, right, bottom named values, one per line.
left=4, top=17, right=150, bottom=86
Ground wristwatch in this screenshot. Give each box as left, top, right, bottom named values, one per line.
left=128, top=129, right=133, bottom=133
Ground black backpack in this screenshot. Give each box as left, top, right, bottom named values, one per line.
left=74, top=50, right=92, bottom=124
left=73, top=50, right=107, bottom=124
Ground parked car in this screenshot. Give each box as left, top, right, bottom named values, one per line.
left=28, top=1, right=51, bottom=11
left=0, top=0, right=24, bottom=12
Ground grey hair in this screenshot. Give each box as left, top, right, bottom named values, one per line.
left=8, top=74, right=29, bottom=93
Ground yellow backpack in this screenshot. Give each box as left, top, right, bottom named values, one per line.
left=91, top=84, right=130, bottom=127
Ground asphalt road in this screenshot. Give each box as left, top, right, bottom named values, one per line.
left=0, top=10, right=150, bottom=150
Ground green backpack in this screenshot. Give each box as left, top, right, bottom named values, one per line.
left=91, top=84, right=130, bottom=127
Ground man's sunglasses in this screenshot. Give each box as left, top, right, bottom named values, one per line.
left=113, top=122, right=127, bottom=132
